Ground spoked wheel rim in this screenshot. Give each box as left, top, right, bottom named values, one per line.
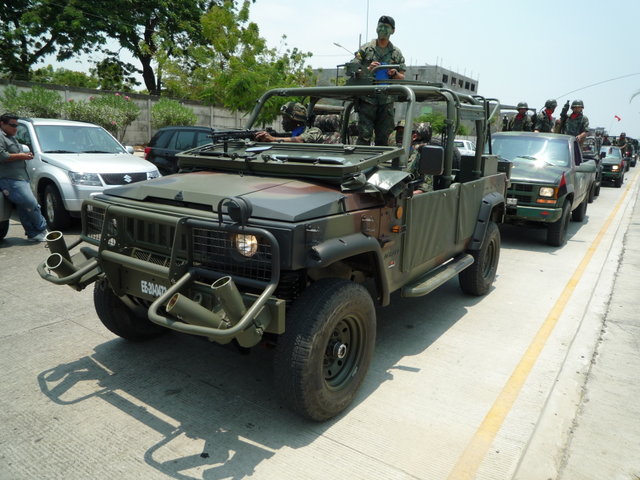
left=45, top=191, right=55, bottom=221
left=482, top=238, right=497, bottom=278
left=323, top=315, right=365, bottom=390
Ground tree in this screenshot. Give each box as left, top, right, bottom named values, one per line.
left=31, top=65, right=100, bottom=89
left=0, top=0, right=108, bottom=80
left=90, top=56, right=140, bottom=92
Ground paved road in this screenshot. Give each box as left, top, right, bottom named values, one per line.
left=1, top=169, right=639, bottom=480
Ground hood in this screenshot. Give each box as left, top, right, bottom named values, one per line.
left=104, top=171, right=383, bottom=222
left=508, top=157, right=565, bottom=185
left=600, top=156, right=624, bottom=166
left=38, top=152, right=157, bottom=173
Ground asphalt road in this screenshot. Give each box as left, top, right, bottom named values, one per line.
left=1, top=168, right=639, bottom=480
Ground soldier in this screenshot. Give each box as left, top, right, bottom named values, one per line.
left=562, top=99, right=589, bottom=143
left=353, top=15, right=406, bottom=146
left=508, top=102, right=532, bottom=131
left=602, top=134, right=611, bottom=146
left=388, top=120, right=405, bottom=147
left=615, top=132, right=629, bottom=154
left=408, top=123, right=461, bottom=192
left=255, top=102, right=324, bottom=143
left=534, top=99, right=557, bottom=133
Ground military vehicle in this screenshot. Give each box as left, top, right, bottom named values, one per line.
left=37, top=82, right=509, bottom=421
left=599, top=145, right=626, bottom=187
left=492, top=132, right=597, bottom=247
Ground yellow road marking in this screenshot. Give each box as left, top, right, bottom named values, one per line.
left=447, top=175, right=637, bottom=480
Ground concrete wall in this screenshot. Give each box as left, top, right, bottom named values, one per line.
left=0, top=79, right=250, bottom=146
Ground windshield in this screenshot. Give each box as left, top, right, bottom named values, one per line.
left=600, top=146, right=621, bottom=158
left=35, top=125, right=126, bottom=154
left=492, top=136, right=570, bottom=167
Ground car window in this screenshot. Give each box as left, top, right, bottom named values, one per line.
left=492, top=136, right=570, bottom=167
left=15, top=124, right=33, bottom=151
left=454, top=141, right=464, bottom=148
left=195, top=131, right=212, bottom=147
left=34, top=125, right=125, bottom=153
left=150, top=129, right=173, bottom=149
left=170, top=131, right=196, bottom=151
left=600, top=146, right=621, bottom=158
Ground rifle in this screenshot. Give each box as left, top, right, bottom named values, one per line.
left=209, top=128, right=285, bottom=143
left=556, top=100, right=570, bottom=133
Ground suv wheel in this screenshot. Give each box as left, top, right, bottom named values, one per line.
left=547, top=200, right=571, bottom=246
left=615, top=174, right=624, bottom=188
left=459, top=221, right=500, bottom=296
left=274, top=278, right=376, bottom=421
left=0, top=220, right=9, bottom=240
left=571, top=195, right=588, bottom=222
left=93, top=279, right=167, bottom=341
left=43, top=184, right=72, bottom=230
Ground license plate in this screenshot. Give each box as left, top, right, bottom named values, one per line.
left=507, top=197, right=518, bottom=206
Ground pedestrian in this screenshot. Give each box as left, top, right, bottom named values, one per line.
left=534, top=99, right=557, bottom=133
left=353, top=15, right=406, bottom=146
left=255, top=102, right=324, bottom=143
left=562, top=100, right=589, bottom=143
left=0, top=113, right=48, bottom=242
left=508, top=102, right=532, bottom=131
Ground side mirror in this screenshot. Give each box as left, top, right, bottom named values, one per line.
left=21, top=144, right=31, bottom=153
left=416, top=145, right=444, bottom=175
left=125, top=146, right=135, bottom=154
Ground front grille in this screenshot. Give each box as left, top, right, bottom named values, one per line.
left=101, top=172, right=148, bottom=185
left=132, top=248, right=171, bottom=267
left=84, top=205, right=106, bottom=241
left=191, top=227, right=273, bottom=282
left=508, top=183, right=535, bottom=205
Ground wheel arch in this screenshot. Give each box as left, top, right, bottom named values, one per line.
left=468, top=191, right=505, bottom=251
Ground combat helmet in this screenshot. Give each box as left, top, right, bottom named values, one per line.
left=412, top=122, right=432, bottom=143
left=571, top=99, right=584, bottom=108
left=545, top=99, right=557, bottom=109
left=280, top=102, right=307, bottom=123
left=517, top=102, right=528, bottom=109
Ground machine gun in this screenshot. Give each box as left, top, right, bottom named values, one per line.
left=555, top=100, right=570, bottom=133
left=209, top=128, right=285, bottom=143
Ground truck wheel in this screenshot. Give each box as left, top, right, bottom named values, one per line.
left=594, top=184, right=601, bottom=197
left=274, top=278, right=376, bottom=421
left=587, top=182, right=595, bottom=203
left=0, top=220, right=9, bottom=240
left=547, top=200, right=571, bottom=247
left=43, top=184, right=72, bottom=230
left=615, top=174, right=624, bottom=188
left=93, top=278, right=166, bottom=341
left=459, top=221, right=500, bottom=296
left=571, top=195, right=588, bottom=222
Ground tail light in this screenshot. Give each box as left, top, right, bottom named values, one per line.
left=144, top=146, right=151, bottom=159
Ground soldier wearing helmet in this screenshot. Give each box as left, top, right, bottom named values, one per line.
left=562, top=99, right=589, bottom=142
left=534, top=99, right=557, bottom=133
left=615, top=132, right=630, bottom=156
left=508, top=102, right=532, bottom=131
left=408, top=122, right=461, bottom=193
left=353, top=15, right=406, bottom=146
left=255, top=102, right=324, bottom=143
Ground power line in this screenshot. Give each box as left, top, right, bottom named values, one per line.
left=554, top=72, right=640, bottom=99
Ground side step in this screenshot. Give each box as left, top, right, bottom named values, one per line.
left=401, top=253, right=474, bottom=298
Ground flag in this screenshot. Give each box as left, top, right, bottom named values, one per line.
left=614, top=115, right=622, bottom=121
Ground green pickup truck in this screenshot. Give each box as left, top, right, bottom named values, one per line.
left=492, top=132, right=597, bottom=246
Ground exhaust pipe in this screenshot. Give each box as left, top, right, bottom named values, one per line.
left=166, top=293, right=227, bottom=329
left=45, top=253, right=82, bottom=291
left=45, top=231, right=71, bottom=262
left=211, top=276, right=247, bottom=325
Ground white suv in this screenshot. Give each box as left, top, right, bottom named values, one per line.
left=14, top=118, right=160, bottom=230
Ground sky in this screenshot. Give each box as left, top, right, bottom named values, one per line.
left=43, top=0, right=640, bottom=136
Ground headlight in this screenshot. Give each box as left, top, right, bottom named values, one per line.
left=233, top=234, right=258, bottom=257
left=69, top=172, right=102, bottom=186
left=612, top=165, right=620, bottom=171
left=539, top=187, right=555, bottom=198
left=147, top=169, right=161, bottom=179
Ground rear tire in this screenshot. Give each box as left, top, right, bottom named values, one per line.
left=615, top=174, right=624, bottom=188
left=571, top=195, right=588, bottom=222
left=43, top=184, right=72, bottom=230
left=459, top=221, right=500, bottom=296
left=547, top=200, right=571, bottom=246
left=274, top=279, right=376, bottom=421
left=93, top=278, right=167, bottom=341
left=0, top=220, right=9, bottom=240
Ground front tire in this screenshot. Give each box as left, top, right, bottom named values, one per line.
left=615, top=174, right=624, bottom=188
left=459, top=221, right=500, bottom=296
left=0, top=220, right=9, bottom=240
left=274, top=279, right=376, bottom=421
left=547, top=200, right=571, bottom=246
left=571, top=195, right=588, bottom=222
left=93, top=278, right=167, bottom=341
left=43, top=184, right=72, bottom=230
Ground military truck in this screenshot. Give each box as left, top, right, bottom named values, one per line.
left=37, top=83, right=509, bottom=421
left=492, top=132, right=597, bottom=247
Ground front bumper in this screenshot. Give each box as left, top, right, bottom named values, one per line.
left=505, top=204, right=563, bottom=223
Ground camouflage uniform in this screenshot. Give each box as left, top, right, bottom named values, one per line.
left=297, top=126, right=325, bottom=143
left=563, top=114, right=589, bottom=137
left=508, top=114, right=532, bottom=131
left=535, top=110, right=555, bottom=133
left=354, top=40, right=406, bottom=146
left=313, top=114, right=342, bottom=144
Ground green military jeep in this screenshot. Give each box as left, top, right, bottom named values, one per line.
left=38, top=84, right=509, bottom=421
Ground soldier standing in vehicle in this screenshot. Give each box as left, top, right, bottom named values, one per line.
left=615, top=132, right=629, bottom=154
left=255, top=102, right=324, bottom=143
left=534, top=99, right=557, bottom=133
left=602, top=134, right=612, bottom=145
left=561, top=100, right=589, bottom=143
left=508, top=102, right=532, bottom=131
left=353, top=15, right=406, bottom=146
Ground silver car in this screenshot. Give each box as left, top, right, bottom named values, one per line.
left=454, top=138, right=476, bottom=156
left=9, top=118, right=160, bottom=230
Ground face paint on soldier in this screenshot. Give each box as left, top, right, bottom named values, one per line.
left=376, top=23, right=393, bottom=39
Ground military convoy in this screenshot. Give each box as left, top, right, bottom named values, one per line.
left=37, top=80, right=510, bottom=420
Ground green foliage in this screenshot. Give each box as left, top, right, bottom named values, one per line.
left=151, top=99, right=198, bottom=128
left=90, top=56, right=140, bottom=92
left=64, top=93, right=140, bottom=141
left=416, top=112, right=447, bottom=134
left=31, top=65, right=100, bottom=89
left=0, top=85, right=64, bottom=118
left=457, top=124, right=469, bottom=136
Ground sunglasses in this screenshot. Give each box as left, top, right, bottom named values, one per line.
left=6, top=123, right=19, bottom=128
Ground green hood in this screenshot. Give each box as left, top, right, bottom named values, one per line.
left=509, top=157, right=565, bottom=185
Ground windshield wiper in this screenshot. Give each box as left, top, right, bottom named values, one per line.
left=43, top=149, right=75, bottom=153
left=516, top=155, right=555, bottom=167
left=80, top=150, right=114, bottom=153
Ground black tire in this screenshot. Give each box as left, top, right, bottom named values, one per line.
left=571, top=195, right=588, bottom=222
left=459, top=221, right=500, bottom=296
left=547, top=200, right=571, bottom=247
left=43, top=184, right=72, bottom=230
left=587, top=182, right=595, bottom=203
left=93, top=278, right=167, bottom=341
left=594, top=184, right=601, bottom=197
left=0, top=220, right=9, bottom=240
left=274, top=278, right=376, bottom=421
left=615, top=174, right=624, bottom=188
